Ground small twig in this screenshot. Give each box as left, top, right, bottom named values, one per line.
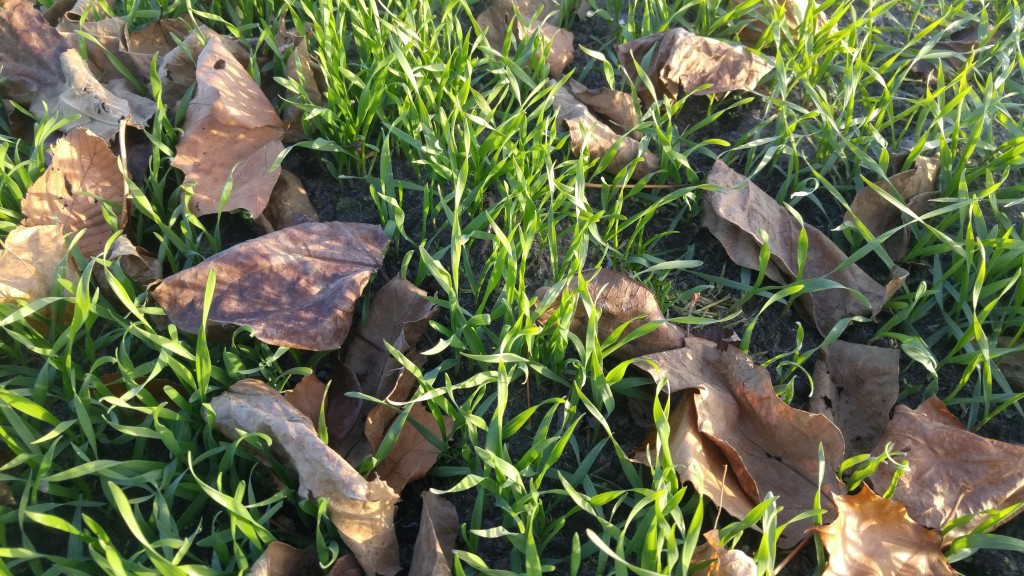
left=773, top=533, right=813, bottom=575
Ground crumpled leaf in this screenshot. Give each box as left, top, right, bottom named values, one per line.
left=328, top=555, right=364, bottom=576
left=151, top=222, right=388, bottom=351
left=550, top=80, right=659, bottom=178
left=253, top=169, right=320, bottom=233
left=477, top=0, right=573, bottom=78
left=690, top=530, right=756, bottom=576
left=0, top=0, right=68, bottom=109
left=364, top=376, right=451, bottom=493
left=565, top=79, right=639, bottom=136
left=873, top=396, right=1024, bottom=542
left=537, top=268, right=685, bottom=361
left=344, top=277, right=437, bottom=410
left=107, top=235, right=161, bottom=285
left=704, top=160, right=905, bottom=336
left=732, top=0, right=829, bottom=45
left=816, top=485, right=955, bottom=576
left=21, top=128, right=125, bottom=257
left=846, top=156, right=939, bottom=261
left=123, top=18, right=192, bottom=81
left=158, top=26, right=250, bottom=108
left=170, top=34, right=284, bottom=217
left=640, top=337, right=846, bottom=546
left=810, top=340, right=899, bottom=457
left=0, top=225, right=67, bottom=304
left=212, top=379, right=401, bottom=576
left=276, top=23, right=325, bottom=140
left=245, top=541, right=320, bottom=576
left=55, top=14, right=124, bottom=81
left=995, top=335, right=1024, bottom=392
left=410, top=492, right=458, bottom=576
left=617, top=28, right=771, bottom=105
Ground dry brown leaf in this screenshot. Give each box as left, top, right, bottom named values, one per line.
left=617, top=29, right=771, bottom=106
left=276, top=24, right=325, bottom=141
left=21, top=128, right=125, bottom=257
left=704, top=160, right=904, bottom=336
left=565, top=79, right=639, bottom=136
left=810, top=340, right=899, bottom=456
left=325, top=362, right=373, bottom=461
left=245, top=541, right=321, bottom=576
left=0, top=225, right=67, bottom=304
left=170, top=34, right=284, bottom=217
left=157, top=26, right=248, bottom=108
left=284, top=373, right=328, bottom=426
left=816, top=485, right=955, bottom=576
left=328, top=555, right=364, bottom=576
left=550, top=81, right=659, bottom=178
left=212, top=379, right=401, bottom=576
left=536, top=268, right=685, bottom=361
left=344, top=277, right=437, bottom=406
left=55, top=15, right=123, bottom=81
left=366, top=402, right=450, bottom=494
left=477, top=0, right=573, bottom=78
left=122, top=18, right=192, bottom=82
left=253, top=169, right=320, bottom=233
left=909, top=24, right=984, bottom=85
left=732, top=0, right=829, bottom=45
left=690, top=530, right=756, bottom=576
left=150, top=222, right=388, bottom=351
left=107, top=235, right=161, bottom=285
left=640, top=338, right=846, bottom=546
left=846, top=156, right=939, bottom=261
left=874, top=396, right=1024, bottom=542
left=0, top=0, right=68, bottom=108
left=996, top=336, right=1024, bottom=392
left=410, top=492, right=458, bottom=576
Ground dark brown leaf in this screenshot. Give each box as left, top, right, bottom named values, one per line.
left=410, top=492, right=458, bottom=576
left=246, top=541, right=320, bottom=576
left=0, top=0, right=68, bottom=107
left=253, top=169, right=320, bottom=233
left=284, top=373, right=328, bottom=426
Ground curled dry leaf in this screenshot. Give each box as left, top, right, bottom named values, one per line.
left=21, top=128, right=125, bottom=257
left=617, top=28, right=771, bottom=106
left=277, top=23, right=325, bottom=141
left=328, top=555, right=364, bottom=576
left=810, top=340, right=899, bottom=456
left=253, top=169, right=320, bottom=233
left=690, top=530, right=756, bottom=576
left=565, top=79, right=639, bottom=135
left=245, top=541, right=320, bottom=576
left=477, top=0, right=573, bottom=78
left=107, top=235, right=161, bottom=286
left=151, top=222, right=388, bottom=351
left=170, top=34, right=284, bottom=217
left=284, top=373, right=328, bottom=426
left=123, top=18, right=192, bottom=82
left=846, top=156, right=939, bottom=261
left=409, top=492, right=458, bottom=576
left=816, top=485, right=955, bottom=576
left=0, top=0, right=68, bottom=109
left=55, top=15, right=124, bottom=81
left=704, top=160, right=904, bottom=336
left=212, top=379, right=401, bottom=576
left=550, top=81, right=659, bottom=179
left=365, top=390, right=451, bottom=494
left=732, top=0, right=829, bottom=45
left=158, top=26, right=250, bottom=108
left=536, top=268, right=685, bottom=361
left=995, top=336, right=1024, bottom=392
left=640, top=338, right=846, bottom=546
left=0, top=225, right=67, bottom=304
left=873, top=396, right=1024, bottom=542
left=49, top=49, right=156, bottom=139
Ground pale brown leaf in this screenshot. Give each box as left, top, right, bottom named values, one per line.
left=157, top=26, right=249, bottom=108
left=170, top=34, right=284, bottom=217
left=817, top=485, right=955, bottom=576
left=284, top=373, right=328, bottom=426
left=845, top=156, right=939, bottom=261
left=150, top=222, right=388, bottom=351
left=55, top=15, right=124, bottom=81
left=410, top=492, right=458, bottom=576
left=253, top=169, right=320, bottom=233
left=212, top=379, right=401, bottom=576
left=122, top=18, right=191, bottom=82
left=732, top=0, right=829, bottom=45
left=536, top=268, right=685, bottom=361
left=565, top=79, right=639, bottom=136
left=276, top=24, right=325, bottom=141
left=0, top=0, right=68, bottom=108
left=874, top=396, right=1024, bottom=542
left=690, top=530, right=756, bottom=576
left=640, top=338, right=846, bottom=546
left=246, top=541, right=320, bottom=576
left=477, top=0, right=573, bottom=78
left=704, top=160, right=904, bottom=335
left=810, top=340, right=899, bottom=456
left=21, top=128, right=125, bottom=257
left=366, top=402, right=450, bottom=494
left=107, top=235, right=162, bottom=286
left=617, top=29, right=771, bottom=106
left=550, top=81, right=659, bottom=178
left=0, top=225, right=67, bottom=304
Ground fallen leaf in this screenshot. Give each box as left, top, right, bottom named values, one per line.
left=908, top=24, right=985, bottom=86
left=810, top=341, right=899, bottom=456
left=157, top=26, right=250, bottom=108
left=816, top=485, right=955, bottom=576
left=0, top=0, right=68, bottom=109
left=732, top=0, right=829, bottom=45
left=170, top=34, right=284, bottom=217
left=846, top=156, right=939, bottom=261
left=122, top=18, right=192, bottom=82
left=326, top=362, right=373, bottom=461
left=246, top=541, right=320, bottom=576
left=477, top=0, right=573, bottom=78
left=366, top=401, right=450, bottom=494
left=0, top=225, right=67, bottom=304
left=995, top=336, right=1024, bottom=392
left=107, top=235, right=161, bottom=286
left=536, top=268, right=685, bottom=361
left=617, top=28, right=771, bottom=106
left=550, top=81, right=659, bottom=178
left=253, top=169, right=320, bottom=233
left=21, top=128, right=125, bottom=257
left=212, top=379, right=401, bottom=576
left=565, top=79, right=639, bottom=136
left=410, top=492, right=458, bottom=576
left=873, top=396, right=1024, bottom=542
left=344, top=277, right=437, bottom=407
left=690, top=530, right=756, bottom=576
left=55, top=15, right=124, bottom=81
left=284, top=373, right=328, bottom=426
left=640, top=338, right=846, bottom=546
left=328, top=555, right=364, bottom=576
left=151, top=222, right=388, bottom=351
left=704, top=160, right=904, bottom=335
left=276, top=23, right=325, bottom=140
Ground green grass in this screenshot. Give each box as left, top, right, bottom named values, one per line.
left=2, top=0, right=1024, bottom=573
